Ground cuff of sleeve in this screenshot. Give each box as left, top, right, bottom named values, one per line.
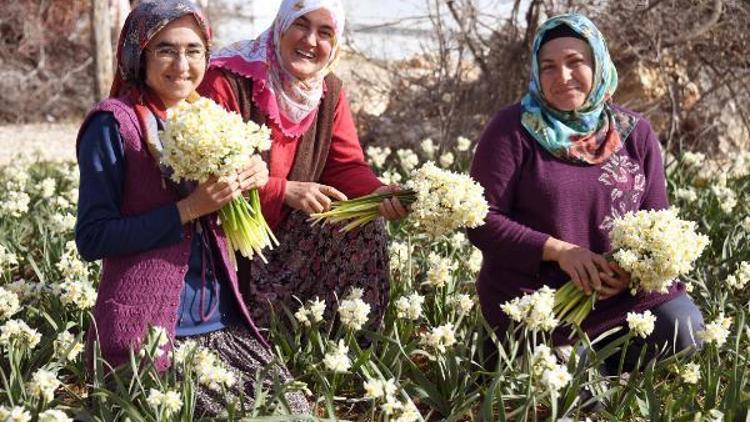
left=164, top=204, right=186, bottom=242
left=348, top=172, right=384, bottom=198
left=259, top=176, right=286, bottom=218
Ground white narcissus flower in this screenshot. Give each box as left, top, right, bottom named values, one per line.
left=424, top=252, right=456, bottom=288
left=422, top=323, right=457, bottom=353
left=727, top=261, right=750, bottom=290
left=712, top=184, right=737, bottom=214
left=456, top=136, right=472, bottom=152
left=50, top=213, right=76, bottom=233
left=626, top=310, right=657, bottom=338
left=53, top=331, right=84, bottom=362
left=0, top=244, right=19, bottom=270
left=0, top=319, right=41, bottom=350
left=162, top=390, right=183, bottom=417
left=742, top=216, right=750, bottom=233
left=366, top=146, right=392, bottom=169
left=541, top=364, right=572, bottom=393
left=56, top=241, right=90, bottom=282
left=420, top=138, right=436, bottom=159
left=323, top=340, right=351, bottom=373
left=610, top=208, right=708, bottom=295
left=38, top=409, right=73, bottom=422
left=308, top=298, right=326, bottom=323
left=380, top=399, right=403, bottom=416
left=27, top=368, right=61, bottom=402
left=0, top=406, right=31, bottom=422
left=467, top=247, right=482, bottom=273
left=439, top=152, right=454, bottom=168
left=148, top=325, right=169, bottom=352
left=146, top=388, right=165, bottom=409
left=191, top=347, right=236, bottom=391
left=66, top=188, right=79, bottom=204
left=161, top=97, right=271, bottom=183
left=449, top=232, right=466, bottom=249
left=52, top=196, right=72, bottom=211
left=363, top=377, right=397, bottom=401
left=674, top=187, right=698, bottom=202
left=172, top=339, right=197, bottom=365
left=389, top=241, right=411, bottom=269
left=58, top=279, right=97, bottom=310
left=294, top=303, right=310, bottom=326
left=530, top=345, right=571, bottom=394
left=295, top=297, right=327, bottom=327
left=39, top=177, right=56, bottom=198
left=338, top=290, right=371, bottom=331
left=682, top=151, right=705, bottom=168
left=0, top=287, right=20, bottom=321
left=452, top=294, right=474, bottom=314
left=363, top=378, right=385, bottom=399
left=393, top=400, right=421, bottom=422
left=406, top=162, right=489, bottom=238
left=397, top=149, right=419, bottom=173
left=0, top=190, right=31, bottom=217
left=395, top=293, right=424, bottom=321
left=680, top=362, right=701, bottom=384
left=378, top=169, right=403, bottom=185
left=500, top=286, right=558, bottom=332
left=530, top=345, right=557, bottom=377
left=700, top=314, right=732, bottom=347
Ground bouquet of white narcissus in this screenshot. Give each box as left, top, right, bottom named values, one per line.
left=310, top=161, right=489, bottom=237
left=160, top=96, right=276, bottom=262
left=555, top=208, right=709, bottom=326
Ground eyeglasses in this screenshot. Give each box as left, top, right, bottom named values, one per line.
left=146, top=46, right=207, bottom=64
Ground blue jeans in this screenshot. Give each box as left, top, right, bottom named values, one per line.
left=595, top=294, right=704, bottom=375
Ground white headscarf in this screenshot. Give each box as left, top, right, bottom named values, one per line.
left=213, top=0, right=345, bottom=131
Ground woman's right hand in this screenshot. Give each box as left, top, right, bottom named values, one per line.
left=543, top=237, right=613, bottom=296
left=284, top=181, right=347, bottom=214
left=176, top=175, right=240, bottom=224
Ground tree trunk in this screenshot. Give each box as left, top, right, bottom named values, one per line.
left=92, top=0, right=114, bottom=100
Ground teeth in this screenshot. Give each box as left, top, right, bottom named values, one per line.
left=296, top=49, right=315, bottom=59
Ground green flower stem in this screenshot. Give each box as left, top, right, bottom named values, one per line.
left=310, top=189, right=417, bottom=231
left=218, top=189, right=277, bottom=264
left=554, top=280, right=598, bottom=326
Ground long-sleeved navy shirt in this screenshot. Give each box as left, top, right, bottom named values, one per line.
left=75, top=112, right=239, bottom=336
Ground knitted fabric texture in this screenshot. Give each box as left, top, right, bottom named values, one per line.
left=81, top=97, right=267, bottom=372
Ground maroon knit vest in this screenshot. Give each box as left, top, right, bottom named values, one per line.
left=81, top=97, right=268, bottom=372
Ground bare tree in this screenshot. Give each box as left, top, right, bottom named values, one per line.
left=354, top=0, right=750, bottom=158
left=92, top=0, right=113, bottom=101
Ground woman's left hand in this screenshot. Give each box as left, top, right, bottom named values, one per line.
left=598, top=262, right=631, bottom=300
left=372, top=184, right=409, bottom=221
left=237, top=155, right=269, bottom=191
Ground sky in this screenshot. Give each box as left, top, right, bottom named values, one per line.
left=214, top=0, right=518, bottom=60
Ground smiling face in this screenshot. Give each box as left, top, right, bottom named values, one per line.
left=143, top=15, right=207, bottom=108
left=278, top=8, right=335, bottom=81
left=538, top=36, right=594, bottom=112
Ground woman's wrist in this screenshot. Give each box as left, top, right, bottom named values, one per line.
left=176, top=199, right=199, bottom=224
left=542, top=237, right=569, bottom=262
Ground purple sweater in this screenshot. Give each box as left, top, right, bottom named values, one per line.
left=80, top=97, right=268, bottom=371
left=468, top=103, right=684, bottom=343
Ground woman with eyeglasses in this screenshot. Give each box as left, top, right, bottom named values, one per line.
left=75, top=0, right=309, bottom=415
left=197, top=0, right=408, bottom=332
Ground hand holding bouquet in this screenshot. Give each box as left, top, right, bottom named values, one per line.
left=555, top=208, right=709, bottom=326
left=160, top=97, right=277, bottom=262
left=309, top=161, right=489, bottom=238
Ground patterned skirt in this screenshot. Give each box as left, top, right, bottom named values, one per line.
left=238, top=210, right=391, bottom=331
left=174, top=324, right=310, bottom=417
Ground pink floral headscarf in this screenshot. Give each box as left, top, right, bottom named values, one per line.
left=211, top=0, right=345, bottom=138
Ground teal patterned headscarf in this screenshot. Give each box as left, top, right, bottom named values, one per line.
left=521, top=14, right=637, bottom=164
